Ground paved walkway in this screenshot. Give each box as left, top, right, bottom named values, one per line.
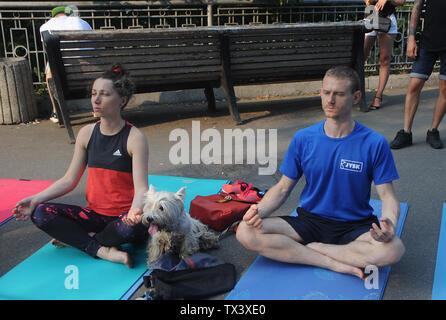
left=0, top=85, right=444, bottom=300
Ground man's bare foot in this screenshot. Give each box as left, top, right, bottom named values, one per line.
left=306, top=242, right=364, bottom=279
left=331, top=260, right=365, bottom=279
left=50, top=238, right=69, bottom=248
left=96, top=246, right=133, bottom=268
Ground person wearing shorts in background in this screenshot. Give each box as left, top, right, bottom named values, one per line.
left=390, top=0, right=446, bottom=149
left=40, top=6, right=92, bottom=123
left=363, top=0, right=406, bottom=110
left=236, top=66, right=405, bottom=279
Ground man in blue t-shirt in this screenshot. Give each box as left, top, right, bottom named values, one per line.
left=236, top=66, right=405, bottom=279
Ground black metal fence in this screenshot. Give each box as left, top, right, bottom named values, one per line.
left=0, top=1, right=417, bottom=88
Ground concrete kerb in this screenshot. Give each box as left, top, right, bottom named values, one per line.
left=63, top=73, right=440, bottom=112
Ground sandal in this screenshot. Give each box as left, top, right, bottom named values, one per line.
left=369, top=96, right=382, bottom=110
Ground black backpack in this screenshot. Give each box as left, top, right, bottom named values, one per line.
left=143, top=261, right=237, bottom=300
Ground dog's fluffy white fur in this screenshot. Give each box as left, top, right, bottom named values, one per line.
left=141, top=185, right=219, bottom=264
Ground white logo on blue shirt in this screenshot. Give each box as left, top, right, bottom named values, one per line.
left=340, top=159, right=363, bottom=173
left=113, top=149, right=122, bottom=157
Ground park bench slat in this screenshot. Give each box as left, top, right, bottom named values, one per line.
left=68, top=74, right=223, bottom=91
left=64, top=59, right=222, bottom=73
left=231, top=57, right=352, bottom=71
left=229, top=31, right=355, bottom=44
left=62, top=52, right=221, bottom=65
left=61, top=45, right=221, bottom=57
left=229, top=39, right=353, bottom=51
left=230, top=46, right=353, bottom=59
left=229, top=40, right=353, bottom=54
left=70, top=75, right=221, bottom=90
left=231, top=51, right=352, bottom=65
left=55, top=28, right=220, bottom=39
left=220, top=22, right=362, bottom=33
left=59, top=37, right=220, bottom=49
left=232, top=61, right=352, bottom=77
left=66, top=65, right=222, bottom=81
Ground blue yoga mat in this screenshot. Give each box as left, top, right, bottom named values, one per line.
left=432, top=204, right=446, bottom=300
left=226, top=199, right=408, bottom=300
left=0, top=175, right=226, bottom=300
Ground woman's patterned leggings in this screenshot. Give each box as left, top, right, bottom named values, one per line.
left=31, top=203, right=148, bottom=257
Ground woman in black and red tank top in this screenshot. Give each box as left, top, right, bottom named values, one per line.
left=12, top=64, right=149, bottom=267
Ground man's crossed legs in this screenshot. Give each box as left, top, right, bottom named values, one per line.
left=236, top=209, right=405, bottom=279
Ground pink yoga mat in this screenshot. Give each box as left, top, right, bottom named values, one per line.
left=0, top=179, right=54, bottom=226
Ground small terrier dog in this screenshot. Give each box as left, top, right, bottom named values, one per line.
left=141, top=185, right=220, bottom=264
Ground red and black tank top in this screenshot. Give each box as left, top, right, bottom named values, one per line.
left=86, top=121, right=134, bottom=216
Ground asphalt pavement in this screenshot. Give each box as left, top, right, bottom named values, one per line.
left=0, top=84, right=444, bottom=300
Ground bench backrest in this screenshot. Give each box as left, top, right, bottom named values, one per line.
left=43, top=22, right=363, bottom=100
left=44, top=28, right=222, bottom=99
left=225, top=23, right=364, bottom=85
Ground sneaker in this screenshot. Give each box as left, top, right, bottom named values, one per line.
left=237, top=186, right=263, bottom=203
left=426, top=128, right=444, bottom=149
left=389, top=129, right=412, bottom=149
left=222, top=180, right=249, bottom=194
left=49, top=113, right=59, bottom=124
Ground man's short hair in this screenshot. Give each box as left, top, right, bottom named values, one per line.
left=324, top=66, right=360, bottom=93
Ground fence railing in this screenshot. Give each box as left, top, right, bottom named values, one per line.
left=0, top=1, right=417, bottom=88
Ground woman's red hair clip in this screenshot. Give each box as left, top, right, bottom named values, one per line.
left=113, top=67, right=120, bottom=73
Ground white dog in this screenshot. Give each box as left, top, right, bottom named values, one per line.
left=141, top=185, right=220, bottom=264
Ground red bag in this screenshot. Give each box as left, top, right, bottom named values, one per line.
left=189, top=192, right=255, bottom=232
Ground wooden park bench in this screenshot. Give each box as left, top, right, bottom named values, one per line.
left=42, top=22, right=365, bottom=143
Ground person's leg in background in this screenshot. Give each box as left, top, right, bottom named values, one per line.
left=390, top=48, right=441, bottom=149
left=430, top=79, right=446, bottom=131
left=45, top=66, right=58, bottom=123
left=370, top=32, right=397, bottom=109
left=427, top=52, right=446, bottom=149
left=403, top=77, right=425, bottom=133
left=364, top=32, right=377, bottom=66
left=364, top=13, right=399, bottom=110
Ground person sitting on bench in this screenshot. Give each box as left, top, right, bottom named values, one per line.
left=236, top=66, right=405, bottom=279
left=12, top=64, right=149, bottom=268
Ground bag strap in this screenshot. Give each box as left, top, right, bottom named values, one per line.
left=218, top=220, right=241, bottom=240
left=216, top=191, right=257, bottom=204
left=214, top=191, right=256, bottom=239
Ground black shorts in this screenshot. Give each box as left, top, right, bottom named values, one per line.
left=280, top=207, right=379, bottom=245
